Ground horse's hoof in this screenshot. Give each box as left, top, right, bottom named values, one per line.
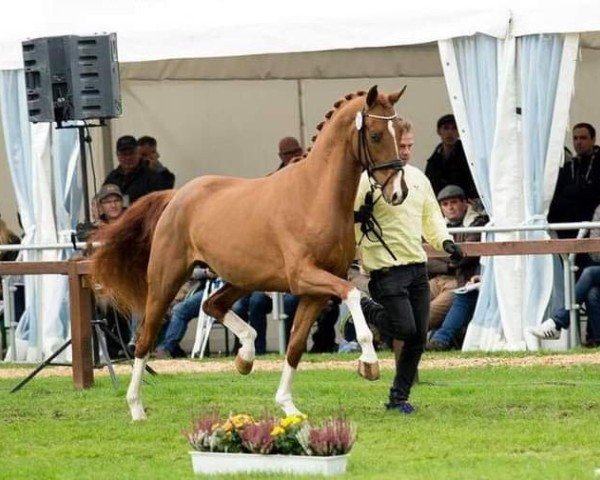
left=235, top=355, right=254, bottom=375
left=358, top=360, right=380, bottom=381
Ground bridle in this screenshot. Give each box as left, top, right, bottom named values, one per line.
left=355, top=109, right=409, bottom=203
left=354, top=107, right=410, bottom=261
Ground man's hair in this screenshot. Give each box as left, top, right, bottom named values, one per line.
left=573, top=123, right=596, bottom=139
left=138, top=136, right=157, bottom=147
left=436, top=114, right=456, bottom=130
left=398, top=119, right=414, bottom=134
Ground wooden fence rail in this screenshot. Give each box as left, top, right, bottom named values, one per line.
left=1, top=237, right=600, bottom=389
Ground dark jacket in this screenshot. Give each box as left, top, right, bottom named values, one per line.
left=427, top=205, right=488, bottom=286
left=425, top=140, right=478, bottom=199
left=103, top=162, right=167, bottom=203
left=548, top=145, right=600, bottom=238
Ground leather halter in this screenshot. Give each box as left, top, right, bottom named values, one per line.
left=356, top=109, right=409, bottom=203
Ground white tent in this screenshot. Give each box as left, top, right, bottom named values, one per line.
left=2, top=0, right=600, bottom=358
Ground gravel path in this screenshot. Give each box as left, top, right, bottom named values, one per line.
left=1, top=352, right=599, bottom=379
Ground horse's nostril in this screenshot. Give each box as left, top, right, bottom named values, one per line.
left=391, top=193, right=398, bottom=203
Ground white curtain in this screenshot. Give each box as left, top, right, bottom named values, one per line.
left=519, top=34, right=579, bottom=349
left=51, top=127, right=81, bottom=352
left=0, top=69, right=81, bottom=361
left=439, top=31, right=579, bottom=350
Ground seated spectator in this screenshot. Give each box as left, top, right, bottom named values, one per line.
left=427, top=185, right=487, bottom=346
left=527, top=265, right=600, bottom=346
left=95, top=184, right=125, bottom=225
left=138, top=135, right=176, bottom=189
left=233, top=292, right=299, bottom=355
left=427, top=275, right=480, bottom=351
left=103, top=135, right=168, bottom=204
left=549, top=123, right=600, bottom=239
left=528, top=200, right=600, bottom=346
left=153, top=267, right=217, bottom=358
left=425, top=114, right=478, bottom=200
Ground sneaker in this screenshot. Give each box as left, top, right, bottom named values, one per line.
left=385, top=401, right=415, bottom=415
left=527, top=318, right=561, bottom=340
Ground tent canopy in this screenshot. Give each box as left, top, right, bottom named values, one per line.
left=1, top=0, right=600, bottom=72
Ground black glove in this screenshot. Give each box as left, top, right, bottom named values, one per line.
left=354, top=192, right=374, bottom=224
left=443, top=240, right=464, bottom=263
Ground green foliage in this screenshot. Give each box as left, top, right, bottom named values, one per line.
left=0, top=354, right=599, bottom=479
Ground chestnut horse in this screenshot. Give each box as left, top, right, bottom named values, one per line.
left=92, top=85, right=408, bottom=421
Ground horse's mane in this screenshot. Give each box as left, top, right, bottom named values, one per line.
left=302, top=89, right=394, bottom=158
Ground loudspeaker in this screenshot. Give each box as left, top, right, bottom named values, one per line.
left=22, top=33, right=122, bottom=124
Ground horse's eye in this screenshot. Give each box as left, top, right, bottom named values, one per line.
left=370, top=132, right=382, bottom=143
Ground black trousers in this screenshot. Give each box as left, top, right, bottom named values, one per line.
left=369, top=263, right=430, bottom=402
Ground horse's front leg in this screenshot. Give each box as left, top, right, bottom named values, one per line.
left=275, top=296, right=327, bottom=415
left=293, top=267, right=379, bottom=381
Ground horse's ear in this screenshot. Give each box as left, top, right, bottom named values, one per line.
left=388, top=85, right=407, bottom=105
left=366, top=85, right=378, bottom=108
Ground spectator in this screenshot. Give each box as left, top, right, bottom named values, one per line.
left=138, top=135, right=176, bottom=189
left=233, top=292, right=299, bottom=355
left=548, top=123, right=600, bottom=239
left=426, top=185, right=488, bottom=350
left=354, top=120, right=462, bottom=414
left=425, top=114, right=478, bottom=200
left=95, top=184, right=125, bottom=225
left=528, top=202, right=600, bottom=347
left=103, top=135, right=167, bottom=204
left=277, top=136, right=303, bottom=170
left=428, top=275, right=481, bottom=351
left=527, top=265, right=600, bottom=346
left=154, top=267, right=217, bottom=358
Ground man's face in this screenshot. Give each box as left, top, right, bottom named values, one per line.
left=117, top=147, right=140, bottom=173
left=100, top=194, right=124, bottom=221
left=437, top=122, right=459, bottom=147
left=440, top=197, right=468, bottom=222
left=399, top=131, right=414, bottom=164
left=139, top=144, right=160, bottom=168
left=573, top=127, right=595, bottom=156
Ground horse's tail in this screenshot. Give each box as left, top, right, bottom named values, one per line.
left=90, top=189, right=176, bottom=315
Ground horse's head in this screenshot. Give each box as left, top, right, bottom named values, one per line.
left=355, top=85, right=409, bottom=206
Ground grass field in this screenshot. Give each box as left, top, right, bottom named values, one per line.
left=1, top=352, right=599, bottom=479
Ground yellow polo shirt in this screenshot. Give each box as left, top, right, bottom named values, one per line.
left=354, top=167, right=452, bottom=272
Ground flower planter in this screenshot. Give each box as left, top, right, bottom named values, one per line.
left=190, top=451, right=349, bottom=476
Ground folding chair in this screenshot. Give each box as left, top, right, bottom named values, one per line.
left=191, top=278, right=229, bottom=359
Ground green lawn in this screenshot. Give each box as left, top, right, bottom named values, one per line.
left=1, top=354, right=599, bottom=479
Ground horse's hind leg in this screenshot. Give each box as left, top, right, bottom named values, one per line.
left=127, top=245, right=191, bottom=421
left=202, top=283, right=257, bottom=374
left=293, top=266, right=379, bottom=381
left=275, top=295, right=327, bottom=415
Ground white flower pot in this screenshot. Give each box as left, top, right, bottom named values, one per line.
left=189, top=451, right=349, bottom=476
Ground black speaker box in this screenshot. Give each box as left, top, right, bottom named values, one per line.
left=22, top=33, right=122, bottom=123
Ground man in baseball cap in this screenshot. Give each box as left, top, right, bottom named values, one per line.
left=95, top=184, right=125, bottom=224
left=426, top=185, right=488, bottom=351
left=102, top=135, right=167, bottom=204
